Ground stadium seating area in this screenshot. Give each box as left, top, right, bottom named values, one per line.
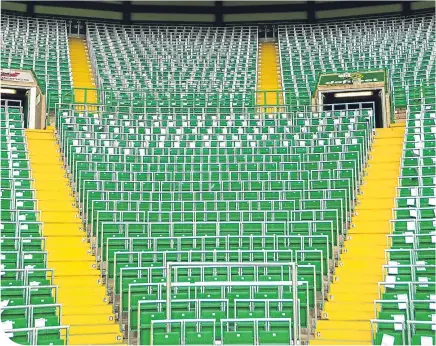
left=54, top=100, right=375, bottom=343
left=278, top=15, right=436, bottom=108
left=86, top=24, right=258, bottom=109
left=1, top=9, right=436, bottom=346
left=371, top=102, right=436, bottom=345
left=0, top=15, right=73, bottom=110
left=0, top=100, right=68, bottom=344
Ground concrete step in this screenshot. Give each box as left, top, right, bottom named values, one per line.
left=356, top=197, right=394, bottom=209
left=43, top=222, right=84, bottom=234
left=349, top=220, right=391, bottom=233
left=314, top=328, right=371, bottom=341
left=54, top=276, right=102, bottom=289
left=47, top=261, right=100, bottom=276
left=58, top=290, right=109, bottom=305
left=62, top=313, right=116, bottom=325
left=353, top=208, right=393, bottom=221
left=316, top=320, right=370, bottom=331
left=42, top=211, right=82, bottom=223
left=68, top=332, right=123, bottom=345
left=320, top=302, right=374, bottom=320
left=329, top=282, right=380, bottom=295
left=310, top=339, right=371, bottom=345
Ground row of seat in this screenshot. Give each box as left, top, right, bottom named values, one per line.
left=371, top=103, right=436, bottom=346
left=127, top=263, right=301, bottom=345
left=0, top=15, right=73, bottom=110
left=278, top=15, right=435, bottom=109
left=87, top=24, right=258, bottom=109
left=54, top=101, right=375, bottom=344
left=0, top=101, right=69, bottom=345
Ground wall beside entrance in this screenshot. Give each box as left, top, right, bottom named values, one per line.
left=1, top=69, right=46, bottom=129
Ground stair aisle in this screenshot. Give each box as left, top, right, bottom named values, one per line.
left=26, top=127, right=124, bottom=345
left=311, top=124, right=406, bottom=345
left=256, top=42, right=283, bottom=110
left=69, top=37, right=98, bottom=104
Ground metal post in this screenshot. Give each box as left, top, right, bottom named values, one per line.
left=166, top=261, right=171, bottom=321
left=291, top=262, right=299, bottom=343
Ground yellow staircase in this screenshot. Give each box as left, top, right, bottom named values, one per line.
left=69, top=37, right=98, bottom=104
left=311, top=124, right=405, bottom=345
left=26, top=127, right=124, bottom=345
left=256, top=42, right=283, bottom=110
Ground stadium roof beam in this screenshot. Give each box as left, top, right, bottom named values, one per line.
left=123, top=0, right=132, bottom=25
left=402, top=2, right=412, bottom=16
left=132, top=4, right=215, bottom=14
left=215, top=1, right=223, bottom=26
left=307, top=1, right=315, bottom=24
left=221, top=3, right=307, bottom=14
left=27, top=2, right=34, bottom=17
left=313, top=1, right=403, bottom=11
left=28, top=1, right=125, bottom=12
left=7, top=1, right=434, bottom=25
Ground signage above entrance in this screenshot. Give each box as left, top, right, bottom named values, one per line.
left=1, top=69, right=35, bottom=83
left=318, top=70, right=386, bottom=86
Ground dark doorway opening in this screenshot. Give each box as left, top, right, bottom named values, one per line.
left=322, top=89, right=384, bottom=128
left=1, top=88, right=28, bottom=127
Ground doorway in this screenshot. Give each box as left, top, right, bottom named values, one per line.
left=322, top=89, right=384, bottom=128
left=1, top=88, right=29, bottom=127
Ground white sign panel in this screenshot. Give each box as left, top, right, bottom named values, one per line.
left=1, top=69, right=35, bottom=83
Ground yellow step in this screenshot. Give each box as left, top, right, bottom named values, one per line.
left=316, top=320, right=370, bottom=331
left=372, top=138, right=404, bottom=146
left=356, top=197, right=394, bottom=209
left=38, top=200, right=77, bottom=211
left=58, top=281, right=106, bottom=292
left=68, top=333, right=123, bottom=345
left=326, top=291, right=379, bottom=302
left=62, top=313, right=116, bottom=325
left=349, top=222, right=391, bottom=234
left=61, top=304, right=113, bottom=316
left=33, top=182, right=73, bottom=192
left=57, top=291, right=109, bottom=305
left=47, top=263, right=101, bottom=277
left=25, top=131, right=54, bottom=138
left=315, top=329, right=371, bottom=341
left=339, top=250, right=385, bottom=261
left=30, top=163, right=65, bottom=171
left=29, top=166, right=65, bottom=173
left=329, top=283, right=380, bottom=295
left=45, top=247, right=91, bottom=258
left=343, top=236, right=388, bottom=246
left=342, top=244, right=387, bottom=255
left=334, top=258, right=386, bottom=270
left=42, top=211, right=82, bottom=223
left=46, top=241, right=89, bottom=252
left=43, top=224, right=83, bottom=237
left=45, top=237, right=88, bottom=247
left=257, top=42, right=282, bottom=107
left=54, top=276, right=103, bottom=289
left=43, top=222, right=84, bottom=234
left=365, top=166, right=401, bottom=177
left=321, top=302, right=374, bottom=320
left=310, top=339, right=371, bottom=345
left=353, top=208, right=393, bottom=221
left=69, top=36, right=98, bottom=103
left=58, top=296, right=109, bottom=307
left=26, top=127, right=122, bottom=343
left=47, top=250, right=94, bottom=261
left=313, top=126, right=404, bottom=343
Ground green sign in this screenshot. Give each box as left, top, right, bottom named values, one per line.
left=319, top=71, right=386, bottom=86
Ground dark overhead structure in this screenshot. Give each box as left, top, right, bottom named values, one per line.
left=2, top=1, right=434, bottom=25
